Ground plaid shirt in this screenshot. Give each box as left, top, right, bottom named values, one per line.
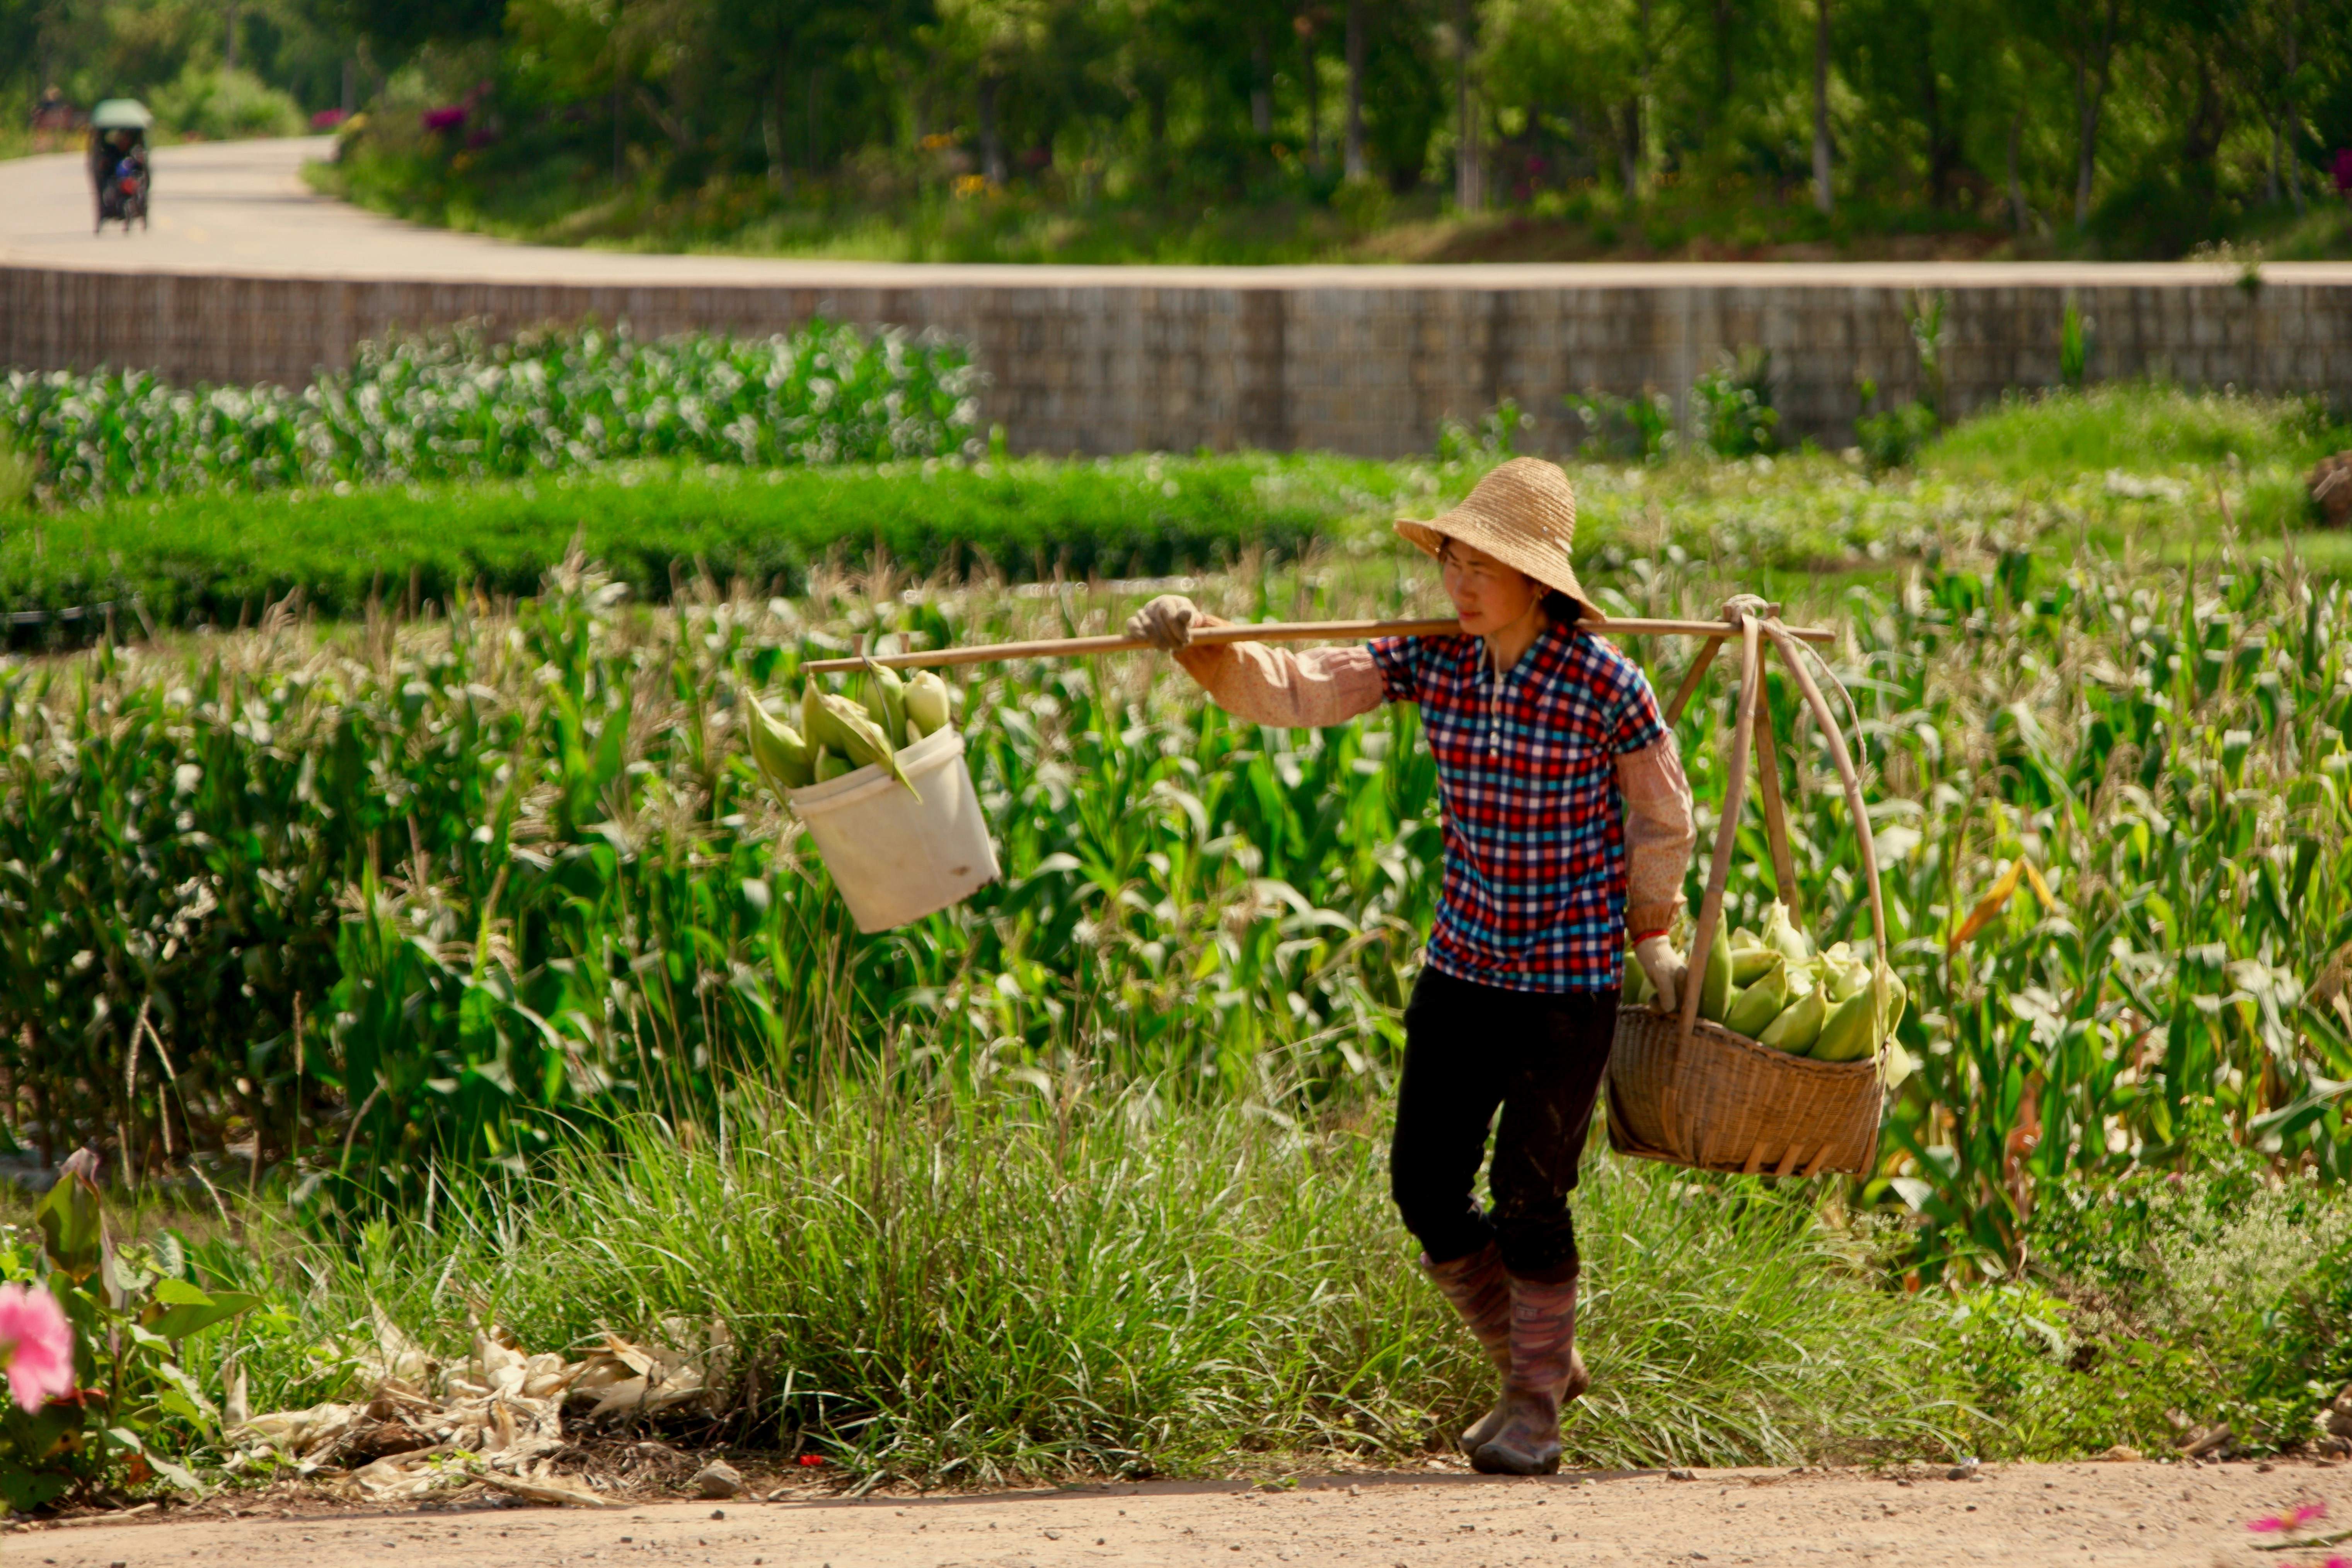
left=1371, top=624, right=1667, bottom=994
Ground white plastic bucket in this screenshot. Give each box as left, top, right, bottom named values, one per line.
left=785, top=726, right=1000, bottom=932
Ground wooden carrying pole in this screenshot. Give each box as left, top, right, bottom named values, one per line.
left=801, top=613, right=1836, bottom=673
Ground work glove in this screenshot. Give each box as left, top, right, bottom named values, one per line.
left=1127, top=594, right=1200, bottom=651
left=1633, top=934, right=1686, bottom=1012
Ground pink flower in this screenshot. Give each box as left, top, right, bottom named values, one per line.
left=2249, top=1502, right=2330, bottom=1534
left=0, top=1283, right=73, bottom=1412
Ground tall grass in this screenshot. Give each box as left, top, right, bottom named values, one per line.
left=1923, top=383, right=2344, bottom=481
left=196, top=1082, right=1958, bottom=1480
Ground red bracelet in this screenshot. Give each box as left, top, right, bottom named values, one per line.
left=1629, top=928, right=1668, bottom=945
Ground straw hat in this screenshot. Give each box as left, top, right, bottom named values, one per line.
left=1395, top=457, right=1599, bottom=621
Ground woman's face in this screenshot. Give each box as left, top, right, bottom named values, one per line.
left=1440, top=540, right=1543, bottom=636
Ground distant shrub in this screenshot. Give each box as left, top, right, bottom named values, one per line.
left=1691, top=347, right=1779, bottom=458
left=149, top=65, right=304, bottom=141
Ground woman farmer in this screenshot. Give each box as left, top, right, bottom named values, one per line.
left=1126, top=457, right=1695, bottom=1476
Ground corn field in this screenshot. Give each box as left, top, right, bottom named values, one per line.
left=0, top=320, right=980, bottom=508
left=0, top=537, right=2347, bottom=1272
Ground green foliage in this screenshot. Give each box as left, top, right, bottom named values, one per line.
left=1854, top=378, right=1939, bottom=472
left=0, top=1157, right=257, bottom=1508
left=0, top=321, right=978, bottom=509
left=2060, top=304, right=2089, bottom=391
left=147, top=65, right=304, bottom=140
left=0, top=453, right=1368, bottom=631
left=1924, top=384, right=2348, bottom=482
left=246, top=1087, right=1954, bottom=1479
left=1435, top=400, right=1529, bottom=463
left=1938, top=1165, right=2352, bottom=1456
left=1690, top=349, right=1780, bottom=459
left=1566, top=389, right=1678, bottom=464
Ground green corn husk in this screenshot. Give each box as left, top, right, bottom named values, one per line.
left=745, top=695, right=814, bottom=792
left=1810, top=990, right=1878, bottom=1062
left=1697, top=910, right=1734, bottom=1023
left=905, top=671, right=953, bottom=737
left=812, top=747, right=848, bottom=783
left=1723, top=954, right=1789, bottom=1037
left=1878, top=966, right=1910, bottom=1036
left=1732, top=942, right=1779, bottom=985
left=803, top=681, right=851, bottom=754
left=1820, top=944, right=1872, bottom=1002
left=1758, top=982, right=1827, bottom=1053
left=1622, top=948, right=1654, bottom=1007
left=818, top=691, right=919, bottom=796
left=1762, top=899, right=1812, bottom=965
left=859, top=660, right=908, bottom=743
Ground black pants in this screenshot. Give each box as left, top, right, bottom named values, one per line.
left=1390, top=967, right=1619, bottom=1284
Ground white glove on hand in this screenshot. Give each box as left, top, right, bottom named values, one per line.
left=1127, top=594, right=1200, bottom=651
left=1633, top=934, right=1686, bottom=1012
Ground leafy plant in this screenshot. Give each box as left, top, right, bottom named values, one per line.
left=1854, top=377, right=1939, bottom=472
left=1436, top=400, right=1529, bottom=462
left=2060, top=302, right=2089, bottom=390
left=1690, top=348, right=1779, bottom=458
left=1566, top=388, right=1677, bottom=463
left=0, top=319, right=980, bottom=509
left=0, top=1152, right=258, bottom=1508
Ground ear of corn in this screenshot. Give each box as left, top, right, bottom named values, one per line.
left=813, top=748, right=848, bottom=783
left=1820, top=945, right=1871, bottom=1002
left=1622, top=949, right=1654, bottom=1007
left=803, top=681, right=850, bottom=753
left=1698, top=911, right=1734, bottom=1023
left=747, top=697, right=815, bottom=793
left=859, top=661, right=909, bottom=743
left=905, top=672, right=953, bottom=737
left=1730, top=939, right=1778, bottom=985
left=1723, top=954, right=1788, bottom=1036
left=1762, top=900, right=1811, bottom=964
left=1757, top=982, right=1826, bottom=1053
left=1809, top=990, right=1878, bottom=1062
left=1686, top=890, right=1895, bottom=1062
left=818, top=692, right=919, bottom=796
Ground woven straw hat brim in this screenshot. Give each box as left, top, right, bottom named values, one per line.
left=1395, top=458, right=1599, bottom=621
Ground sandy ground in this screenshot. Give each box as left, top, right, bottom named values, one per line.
left=7, top=137, right=2352, bottom=286
left=5, top=1459, right=2345, bottom=1568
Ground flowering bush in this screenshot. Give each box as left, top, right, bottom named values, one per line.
left=0, top=1152, right=257, bottom=1510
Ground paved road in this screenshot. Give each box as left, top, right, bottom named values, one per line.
left=7, top=137, right=2351, bottom=287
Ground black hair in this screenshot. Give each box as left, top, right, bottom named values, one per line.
left=1541, top=589, right=1583, bottom=627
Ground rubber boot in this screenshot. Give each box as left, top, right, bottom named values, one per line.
left=1471, top=1272, right=1588, bottom=1476
left=1419, top=1244, right=1513, bottom=1456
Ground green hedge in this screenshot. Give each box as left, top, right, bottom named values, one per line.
left=2, top=454, right=1412, bottom=632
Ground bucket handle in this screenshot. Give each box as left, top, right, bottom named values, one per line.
left=1668, top=610, right=1891, bottom=1079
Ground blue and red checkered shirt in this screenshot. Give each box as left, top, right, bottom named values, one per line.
left=1371, top=623, right=1667, bottom=994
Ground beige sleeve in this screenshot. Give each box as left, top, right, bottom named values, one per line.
left=1172, top=621, right=1387, bottom=728
left=1618, top=733, right=1696, bottom=939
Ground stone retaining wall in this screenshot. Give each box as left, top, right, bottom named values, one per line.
left=3, top=262, right=2347, bottom=454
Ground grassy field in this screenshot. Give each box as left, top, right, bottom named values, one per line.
left=0, top=383, right=2345, bottom=1493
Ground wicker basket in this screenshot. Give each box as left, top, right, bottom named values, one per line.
left=1606, top=1007, right=1882, bottom=1174
left=1604, top=609, right=1891, bottom=1178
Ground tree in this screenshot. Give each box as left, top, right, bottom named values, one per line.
left=1811, top=0, right=1832, bottom=212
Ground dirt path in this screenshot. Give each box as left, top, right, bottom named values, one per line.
left=9, top=1459, right=2343, bottom=1568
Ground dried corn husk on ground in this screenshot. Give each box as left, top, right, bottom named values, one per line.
left=228, top=1311, right=734, bottom=1508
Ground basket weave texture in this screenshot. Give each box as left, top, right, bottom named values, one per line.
left=1605, top=1006, right=1881, bottom=1176
left=1602, top=608, right=1891, bottom=1178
